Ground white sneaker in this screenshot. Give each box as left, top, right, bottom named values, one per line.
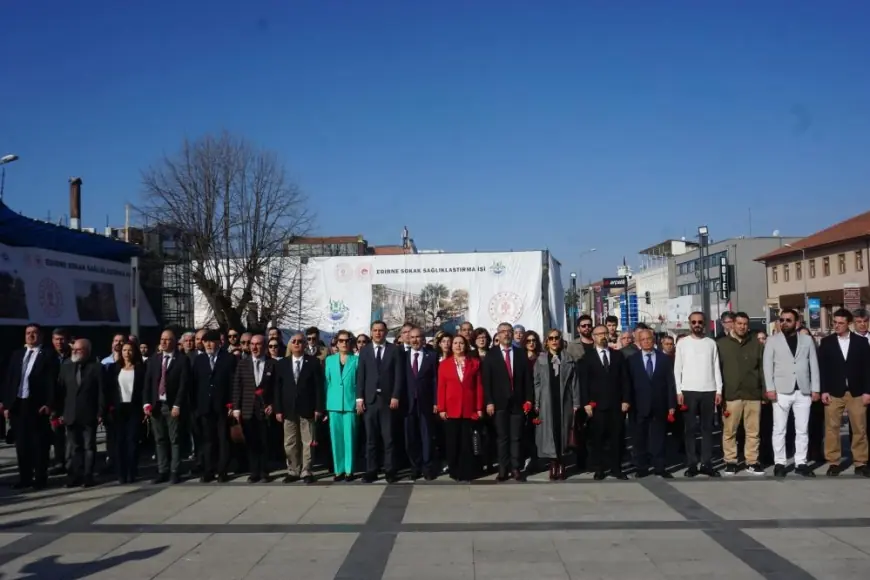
left=745, top=463, right=765, bottom=476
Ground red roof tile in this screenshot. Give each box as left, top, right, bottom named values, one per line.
left=371, top=245, right=408, bottom=255
left=756, top=210, right=870, bottom=261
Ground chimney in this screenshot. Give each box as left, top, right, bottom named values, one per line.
left=69, top=177, right=82, bottom=230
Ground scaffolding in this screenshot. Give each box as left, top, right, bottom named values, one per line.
left=141, top=225, right=194, bottom=330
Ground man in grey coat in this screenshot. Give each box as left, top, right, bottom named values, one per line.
left=762, top=308, right=820, bottom=478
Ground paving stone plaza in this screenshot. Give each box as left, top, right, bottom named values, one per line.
left=1, top=466, right=869, bottom=580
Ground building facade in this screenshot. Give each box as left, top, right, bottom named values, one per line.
left=757, top=210, right=870, bottom=331
left=634, top=240, right=698, bottom=330
left=667, top=236, right=801, bottom=331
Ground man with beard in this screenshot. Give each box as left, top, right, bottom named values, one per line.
left=763, top=308, right=820, bottom=477
left=674, top=311, right=722, bottom=477
left=565, top=315, right=595, bottom=359
left=49, top=328, right=71, bottom=475
left=56, top=339, right=105, bottom=487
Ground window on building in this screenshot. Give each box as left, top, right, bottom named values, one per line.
left=823, top=257, right=830, bottom=276
left=857, top=250, right=865, bottom=272
left=809, top=259, right=816, bottom=278
left=772, top=266, right=778, bottom=284
left=783, top=264, right=790, bottom=282
left=838, top=253, right=846, bottom=274
left=796, top=261, right=802, bottom=280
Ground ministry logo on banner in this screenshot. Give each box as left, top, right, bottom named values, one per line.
left=327, top=298, right=350, bottom=325
left=38, top=278, right=64, bottom=318
left=488, top=292, right=524, bottom=324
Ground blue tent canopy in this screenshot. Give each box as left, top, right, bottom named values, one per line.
left=0, top=201, right=141, bottom=262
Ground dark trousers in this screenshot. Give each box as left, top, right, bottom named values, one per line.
left=444, top=418, right=475, bottom=480
left=103, top=417, right=116, bottom=470
left=115, top=405, right=140, bottom=481
left=12, top=398, right=50, bottom=485
left=199, top=412, right=230, bottom=477
left=683, top=390, right=716, bottom=467
left=189, top=412, right=203, bottom=469
left=52, top=424, right=66, bottom=467
left=494, top=410, right=524, bottom=473
left=243, top=414, right=269, bottom=477
left=363, top=394, right=394, bottom=474
left=633, top=412, right=668, bottom=471
left=404, top=405, right=433, bottom=473
left=66, top=423, right=98, bottom=479
left=151, top=403, right=181, bottom=475
left=590, top=408, right=625, bottom=473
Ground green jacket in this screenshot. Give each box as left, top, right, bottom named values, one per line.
left=716, top=333, right=765, bottom=401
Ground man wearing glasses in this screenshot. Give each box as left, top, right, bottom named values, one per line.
left=566, top=315, right=595, bottom=360
left=673, top=311, right=722, bottom=477
left=305, top=326, right=328, bottom=364
left=762, top=308, right=820, bottom=477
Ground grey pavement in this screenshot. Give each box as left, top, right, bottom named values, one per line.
left=0, top=466, right=869, bottom=580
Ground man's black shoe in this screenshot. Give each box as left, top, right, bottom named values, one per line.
left=722, top=464, right=738, bottom=476
left=333, top=474, right=346, bottom=482
left=283, top=474, right=300, bottom=484
left=773, top=464, right=787, bottom=478
left=385, top=472, right=399, bottom=484
left=32, top=480, right=47, bottom=491
left=11, top=481, right=31, bottom=490
left=362, top=472, right=377, bottom=483
left=634, top=468, right=650, bottom=479
left=794, top=464, right=815, bottom=478
left=152, top=474, right=169, bottom=484
left=826, top=464, right=841, bottom=477
left=303, top=475, right=315, bottom=484
left=684, top=466, right=699, bottom=478
left=64, top=478, right=80, bottom=489
left=611, top=472, right=629, bottom=481
left=495, top=472, right=510, bottom=482
left=82, top=477, right=96, bottom=488
left=699, top=465, right=720, bottom=478
left=200, top=474, right=214, bottom=484
left=247, top=475, right=261, bottom=483
left=410, top=470, right=422, bottom=481
left=217, top=474, right=230, bottom=483
left=170, top=473, right=181, bottom=485
left=856, top=465, right=870, bottom=477
left=593, top=471, right=606, bottom=481
left=654, top=470, right=674, bottom=479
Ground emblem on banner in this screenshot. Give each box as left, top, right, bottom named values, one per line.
left=327, top=299, right=350, bottom=324
left=356, top=264, right=372, bottom=279
left=488, top=292, right=523, bottom=324
left=334, top=263, right=352, bottom=282
left=26, top=253, right=44, bottom=268
left=38, top=278, right=63, bottom=318
left=490, top=261, right=506, bottom=275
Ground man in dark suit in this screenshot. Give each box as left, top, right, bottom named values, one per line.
left=356, top=319, right=403, bottom=483
left=232, top=334, right=277, bottom=483
left=581, top=325, right=632, bottom=480
left=483, top=322, right=533, bottom=482
left=818, top=308, right=870, bottom=477
left=397, top=325, right=438, bottom=480
left=2, top=323, right=60, bottom=489
left=49, top=327, right=71, bottom=475
left=143, top=329, right=191, bottom=484
left=191, top=330, right=236, bottom=483
left=275, top=332, right=324, bottom=484
left=627, top=329, right=676, bottom=478
left=55, top=339, right=105, bottom=487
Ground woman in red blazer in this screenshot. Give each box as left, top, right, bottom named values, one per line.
left=437, top=335, right=483, bottom=482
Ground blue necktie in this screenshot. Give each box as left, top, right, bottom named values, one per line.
left=645, top=353, right=654, bottom=379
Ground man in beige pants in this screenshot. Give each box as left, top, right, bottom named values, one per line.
left=716, top=312, right=766, bottom=476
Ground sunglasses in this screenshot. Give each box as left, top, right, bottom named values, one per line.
left=525, top=338, right=537, bottom=344
left=268, top=344, right=279, bottom=349
left=689, top=321, right=704, bottom=326
left=547, top=336, right=561, bottom=341
left=290, top=339, right=304, bottom=344
left=336, top=338, right=349, bottom=343
left=228, top=334, right=238, bottom=339
left=357, top=339, right=368, bottom=344
left=307, top=336, right=317, bottom=341
left=778, top=318, right=794, bottom=323
left=579, top=323, right=592, bottom=328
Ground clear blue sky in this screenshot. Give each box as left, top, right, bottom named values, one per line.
left=2, top=0, right=869, bottom=283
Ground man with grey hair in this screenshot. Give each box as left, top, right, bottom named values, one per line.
left=56, top=338, right=105, bottom=487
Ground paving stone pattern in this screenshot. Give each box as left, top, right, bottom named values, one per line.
left=1, top=469, right=869, bottom=580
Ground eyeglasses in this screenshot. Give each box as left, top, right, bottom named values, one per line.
left=525, top=338, right=537, bottom=344
left=547, top=336, right=561, bottom=341
left=357, top=339, right=368, bottom=344
left=578, top=324, right=592, bottom=328
left=268, top=344, right=279, bottom=349
left=290, top=339, right=303, bottom=344
left=241, top=340, right=250, bottom=345
left=307, top=336, right=317, bottom=342
left=778, top=318, right=794, bottom=323
left=228, top=334, right=238, bottom=339
left=337, top=338, right=349, bottom=343
left=689, top=321, right=704, bottom=326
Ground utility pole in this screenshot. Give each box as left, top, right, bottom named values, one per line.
left=698, top=226, right=711, bottom=335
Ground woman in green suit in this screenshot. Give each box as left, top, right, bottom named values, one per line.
left=325, top=329, right=359, bottom=481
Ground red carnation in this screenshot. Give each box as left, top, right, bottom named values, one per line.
left=225, top=403, right=233, bottom=409
left=522, top=401, right=532, bottom=413
left=144, top=404, right=152, bottom=412
left=532, top=417, right=542, bottom=425
left=310, top=440, right=319, bottom=447
left=50, top=418, right=61, bottom=429
left=723, top=410, right=731, bottom=418
left=667, top=414, right=676, bottom=423
left=679, top=404, right=689, bottom=412
left=471, top=414, right=479, bottom=421
left=589, top=401, right=597, bottom=409
left=254, top=388, right=264, bottom=397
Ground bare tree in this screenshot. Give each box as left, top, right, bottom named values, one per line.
left=140, top=132, right=313, bottom=330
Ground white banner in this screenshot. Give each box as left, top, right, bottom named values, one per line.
left=302, top=251, right=545, bottom=336
left=0, top=243, right=157, bottom=327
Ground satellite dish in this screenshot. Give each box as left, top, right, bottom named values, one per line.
left=772, top=229, right=780, bottom=237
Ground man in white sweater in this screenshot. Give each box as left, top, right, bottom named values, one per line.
left=674, top=311, right=723, bottom=477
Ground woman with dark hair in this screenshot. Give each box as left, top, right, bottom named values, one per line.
left=325, top=330, right=359, bottom=481
left=110, top=341, right=145, bottom=483
left=523, top=330, right=542, bottom=374
left=354, top=334, right=370, bottom=354
left=434, top=331, right=453, bottom=362
left=472, top=328, right=491, bottom=358
left=437, top=334, right=483, bottom=482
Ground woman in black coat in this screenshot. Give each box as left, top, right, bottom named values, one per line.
left=109, top=341, right=145, bottom=483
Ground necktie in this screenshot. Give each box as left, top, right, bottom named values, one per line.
left=294, top=359, right=301, bottom=380
left=376, top=346, right=382, bottom=363
left=412, top=352, right=419, bottom=376
left=75, top=363, right=82, bottom=387
left=20, top=350, right=33, bottom=397
left=503, top=348, right=513, bottom=389
left=645, top=353, right=654, bottom=379
left=158, top=355, right=169, bottom=397
left=601, top=350, right=609, bottom=371
left=210, top=355, right=215, bottom=371
left=255, top=359, right=261, bottom=386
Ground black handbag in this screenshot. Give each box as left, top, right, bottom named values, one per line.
left=471, top=427, right=482, bottom=456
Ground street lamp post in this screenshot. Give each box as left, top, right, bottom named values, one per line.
left=784, top=243, right=809, bottom=321
left=0, top=154, right=20, bottom=200
left=698, top=226, right=711, bottom=335
left=569, top=272, right=578, bottom=336
left=577, top=248, right=596, bottom=322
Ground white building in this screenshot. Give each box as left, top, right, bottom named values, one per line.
left=636, top=239, right=698, bottom=331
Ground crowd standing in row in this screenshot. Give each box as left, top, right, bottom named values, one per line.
left=2, top=307, right=869, bottom=490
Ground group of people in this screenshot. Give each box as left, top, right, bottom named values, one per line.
left=2, top=305, right=869, bottom=490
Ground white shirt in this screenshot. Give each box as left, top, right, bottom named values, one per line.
left=641, top=350, right=657, bottom=373
left=18, top=347, right=40, bottom=399
left=252, top=357, right=265, bottom=385
left=857, top=331, right=870, bottom=345
left=500, top=345, right=514, bottom=369
left=838, top=334, right=850, bottom=359
left=291, top=356, right=304, bottom=377
left=674, top=336, right=722, bottom=394
left=597, top=347, right=610, bottom=366
left=118, top=368, right=135, bottom=403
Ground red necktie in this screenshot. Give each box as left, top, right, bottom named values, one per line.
left=503, top=348, right=513, bottom=390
